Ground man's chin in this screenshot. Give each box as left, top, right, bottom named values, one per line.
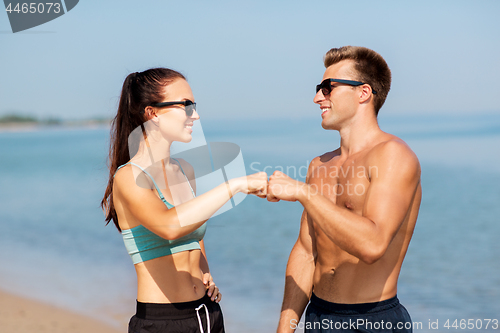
left=321, top=120, right=337, bottom=130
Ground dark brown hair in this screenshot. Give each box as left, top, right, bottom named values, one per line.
left=324, top=46, right=391, bottom=115
left=101, top=68, right=186, bottom=231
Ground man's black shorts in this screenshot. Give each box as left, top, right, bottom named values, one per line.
left=304, top=293, right=412, bottom=332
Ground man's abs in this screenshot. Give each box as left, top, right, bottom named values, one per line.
left=311, top=231, right=404, bottom=304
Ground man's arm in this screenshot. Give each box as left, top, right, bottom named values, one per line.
left=302, top=141, right=420, bottom=263
left=269, top=140, right=421, bottom=264
left=277, top=209, right=316, bottom=333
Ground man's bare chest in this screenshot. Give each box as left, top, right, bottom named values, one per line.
left=309, top=158, right=374, bottom=213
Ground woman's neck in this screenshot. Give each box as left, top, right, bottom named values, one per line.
left=131, top=137, right=172, bottom=168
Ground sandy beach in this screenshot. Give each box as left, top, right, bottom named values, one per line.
left=0, top=290, right=123, bottom=333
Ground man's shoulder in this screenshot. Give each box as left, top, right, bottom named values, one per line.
left=305, top=149, right=340, bottom=181
left=368, top=135, right=420, bottom=176
left=310, top=148, right=341, bottom=166
left=370, top=135, right=417, bottom=159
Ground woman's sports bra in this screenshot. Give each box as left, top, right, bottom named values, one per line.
left=115, top=160, right=207, bottom=264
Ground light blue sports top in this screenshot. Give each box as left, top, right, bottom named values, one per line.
left=115, top=160, right=207, bottom=264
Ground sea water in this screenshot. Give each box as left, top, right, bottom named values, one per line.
left=0, top=113, right=499, bottom=332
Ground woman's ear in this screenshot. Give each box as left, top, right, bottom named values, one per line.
left=144, top=106, right=156, bottom=120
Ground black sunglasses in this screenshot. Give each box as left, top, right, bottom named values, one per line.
left=316, top=78, right=377, bottom=95
left=150, top=100, right=196, bottom=117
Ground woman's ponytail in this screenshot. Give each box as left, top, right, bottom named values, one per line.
left=101, top=68, right=186, bottom=231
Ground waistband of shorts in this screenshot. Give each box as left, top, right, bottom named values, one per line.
left=135, top=292, right=212, bottom=320
left=310, top=293, right=400, bottom=315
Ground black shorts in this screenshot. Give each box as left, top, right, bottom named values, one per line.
left=304, top=293, right=412, bottom=332
left=128, top=293, right=225, bottom=333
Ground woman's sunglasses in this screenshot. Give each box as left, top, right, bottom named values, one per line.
left=316, top=79, right=377, bottom=96
left=150, top=100, right=196, bottom=117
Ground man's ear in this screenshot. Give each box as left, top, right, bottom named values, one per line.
left=359, top=84, right=374, bottom=104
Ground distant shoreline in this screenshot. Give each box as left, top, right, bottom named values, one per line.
left=0, top=113, right=112, bottom=133
left=0, top=120, right=111, bottom=133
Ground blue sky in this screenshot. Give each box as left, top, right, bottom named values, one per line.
left=1, top=0, right=499, bottom=121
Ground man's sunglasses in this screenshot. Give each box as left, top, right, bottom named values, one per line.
left=316, top=79, right=377, bottom=96
left=150, top=100, right=196, bottom=117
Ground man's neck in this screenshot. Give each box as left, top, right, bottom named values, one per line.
left=338, top=111, right=382, bottom=156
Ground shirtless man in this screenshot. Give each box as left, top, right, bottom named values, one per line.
left=268, top=46, right=421, bottom=332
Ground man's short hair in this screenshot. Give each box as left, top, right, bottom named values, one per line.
left=324, top=46, right=391, bottom=116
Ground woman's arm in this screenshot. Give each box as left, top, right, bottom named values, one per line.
left=199, top=239, right=221, bottom=302
left=114, top=167, right=267, bottom=240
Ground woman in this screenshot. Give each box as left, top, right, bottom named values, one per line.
left=101, top=68, right=267, bottom=333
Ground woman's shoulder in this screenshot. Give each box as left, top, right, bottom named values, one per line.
left=113, top=163, right=155, bottom=197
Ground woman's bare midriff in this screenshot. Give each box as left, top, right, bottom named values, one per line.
left=134, top=249, right=206, bottom=303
